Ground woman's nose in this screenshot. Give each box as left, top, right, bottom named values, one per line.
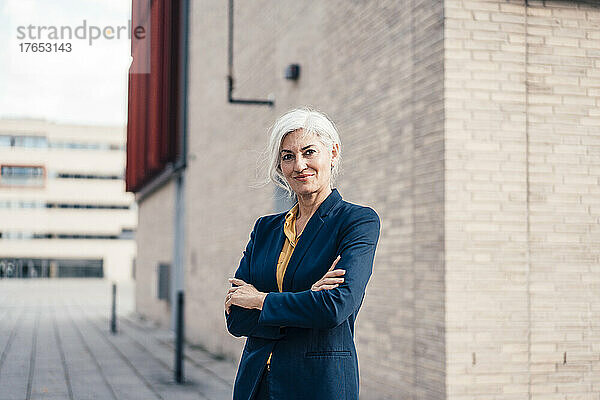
left=294, top=156, right=307, bottom=171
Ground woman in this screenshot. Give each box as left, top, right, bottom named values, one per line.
left=224, top=108, right=380, bottom=400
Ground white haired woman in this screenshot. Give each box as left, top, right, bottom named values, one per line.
left=225, top=107, right=380, bottom=400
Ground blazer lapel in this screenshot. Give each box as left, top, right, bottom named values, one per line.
left=281, top=213, right=324, bottom=292
left=260, top=215, right=285, bottom=293
left=282, top=189, right=342, bottom=292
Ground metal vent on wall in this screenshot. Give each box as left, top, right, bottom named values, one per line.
left=157, top=263, right=171, bottom=302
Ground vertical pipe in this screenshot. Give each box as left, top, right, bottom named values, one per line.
left=171, top=0, right=189, bottom=331
left=174, top=291, right=184, bottom=383
left=171, top=173, right=185, bottom=329
left=111, top=283, right=117, bottom=334
left=227, top=0, right=234, bottom=79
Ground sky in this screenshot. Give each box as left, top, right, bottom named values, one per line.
left=0, top=0, right=133, bottom=126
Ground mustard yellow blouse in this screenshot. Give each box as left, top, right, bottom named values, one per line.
left=266, top=203, right=300, bottom=366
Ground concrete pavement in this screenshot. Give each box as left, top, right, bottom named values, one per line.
left=0, top=279, right=237, bottom=400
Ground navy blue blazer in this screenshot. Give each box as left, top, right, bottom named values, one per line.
left=226, top=188, right=380, bottom=400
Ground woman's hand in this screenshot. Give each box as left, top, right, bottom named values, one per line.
left=225, top=278, right=268, bottom=315
left=225, top=255, right=344, bottom=314
left=311, top=255, right=345, bottom=291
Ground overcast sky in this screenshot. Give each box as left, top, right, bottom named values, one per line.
left=0, top=0, right=132, bottom=126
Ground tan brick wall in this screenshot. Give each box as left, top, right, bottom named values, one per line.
left=527, top=1, right=600, bottom=398
left=445, top=0, right=600, bottom=398
left=135, top=180, right=174, bottom=328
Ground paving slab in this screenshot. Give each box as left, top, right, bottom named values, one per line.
left=0, top=279, right=237, bottom=400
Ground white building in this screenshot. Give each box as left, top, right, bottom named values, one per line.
left=0, top=118, right=136, bottom=282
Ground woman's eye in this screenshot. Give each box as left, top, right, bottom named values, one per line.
left=305, top=149, right=316, bottom=156
left=282, top=154, right=293, bottom=161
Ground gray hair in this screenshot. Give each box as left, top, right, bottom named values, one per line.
left=261, top=107, right=342, bottom=199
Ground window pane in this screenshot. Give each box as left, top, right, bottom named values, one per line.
left=1, top=166, right=44, bottom=186
left=13, top=136, right=48, bottom=148
left=0, top=136, right=12, bottom=147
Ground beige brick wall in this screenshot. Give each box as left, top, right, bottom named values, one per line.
left=445, top=0, right=600, bottom=398
left=135, top=180, right=175, bottom=327
left=527, top=1, right=600, bottom=398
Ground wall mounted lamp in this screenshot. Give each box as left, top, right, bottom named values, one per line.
left=285, top=64, right=300, bottom=81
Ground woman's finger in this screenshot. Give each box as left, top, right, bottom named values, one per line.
left=229, top=277, right=247, bottom=286
left=226, top=291, right=237, bottom=304
left=327, top=255, right=341, bottom=272
left=227, top=286, right=240, bottom=294
left=323, top=269, right=345, bottom=279
left=322, top=277, right=344, bottom=285
left=312, top=278, right=342, bottom=291
left=319, top=284, right=339, bottom=291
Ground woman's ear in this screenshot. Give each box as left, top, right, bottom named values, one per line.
left=331, top=143, right=340, bottom=165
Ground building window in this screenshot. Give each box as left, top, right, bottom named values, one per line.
left=56, top=172, right=124, bottom=180
left=0, top=201, right=130, bottom=209
left=0, top=135, right=12, bottom=147
left=0, top=258, right=103, bottom=278
left=0, top=135, right=47, bottom=148
left=0, top=231, right=127, bottom=240
left=0, top=165, right=45, bottom=187
left=14, top=136, right=48, bottom=148
left=0, top=134, right=122, bottom=151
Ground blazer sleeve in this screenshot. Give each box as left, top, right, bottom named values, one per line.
left=257, top=207, right=380, bottom=329
left=225, top=217, right=285, bottom=339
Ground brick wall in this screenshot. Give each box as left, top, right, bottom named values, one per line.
left=135, top=180, right=175, bottom=328
left=445, top=0, right=600, bottom=398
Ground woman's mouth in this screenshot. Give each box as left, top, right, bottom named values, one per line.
left=294, top=174, right=314, bottom=182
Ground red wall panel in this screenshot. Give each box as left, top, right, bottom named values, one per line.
left=126, top=0, right=181, bottom=193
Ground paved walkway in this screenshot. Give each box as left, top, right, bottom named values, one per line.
left=0, top=279, right=237, bottom=400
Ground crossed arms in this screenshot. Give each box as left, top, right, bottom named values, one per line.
left=225, top=208, right=380, bottom=338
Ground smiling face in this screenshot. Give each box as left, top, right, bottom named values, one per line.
left=279, top=129, right=339, bottom=198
